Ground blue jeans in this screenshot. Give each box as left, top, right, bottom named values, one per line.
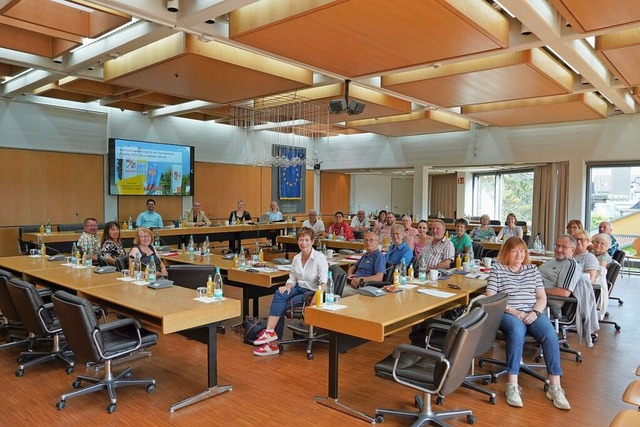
left=499, top=312, right=563, bottom=377
left=269, top=285, right=309, bottom=339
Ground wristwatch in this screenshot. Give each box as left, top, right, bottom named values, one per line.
left=532, top=309, right=541, bottom=317
left=359, top=277, right=365, bottom=287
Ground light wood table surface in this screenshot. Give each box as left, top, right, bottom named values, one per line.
left=0, top=255, right=71, bottom=278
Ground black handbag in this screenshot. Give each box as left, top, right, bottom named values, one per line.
left=242, top=316, right=268, bottom=345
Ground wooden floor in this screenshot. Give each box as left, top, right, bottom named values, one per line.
left=1, top=275, right=638, bottom=426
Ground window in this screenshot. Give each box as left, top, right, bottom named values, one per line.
left=473, top=170, right=534, bottom=225
left=586, top=163, right=640, bottom=238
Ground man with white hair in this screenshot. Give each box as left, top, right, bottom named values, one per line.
left=598, top=221, right=619, bottom=256
left=302, top=210, right=325, bottom=235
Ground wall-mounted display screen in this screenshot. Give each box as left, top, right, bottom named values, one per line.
left=108, top=138, right=194, bottom=196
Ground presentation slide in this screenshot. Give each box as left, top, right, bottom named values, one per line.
left=110, top=139, right=193, bottom=196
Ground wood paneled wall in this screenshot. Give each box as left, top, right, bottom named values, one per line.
left=0, top=148, right=104, bottom=226
left=320, top=171, right=350, bottom=219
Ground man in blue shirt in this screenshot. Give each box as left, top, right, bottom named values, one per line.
left=346, top=232, right=387, bottom=291
left=136, top=198, right=163, bottom=228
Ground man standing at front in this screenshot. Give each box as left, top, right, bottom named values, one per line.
left=77, top=217, right=100, bottom=263
left=345, top=232, right=386, bottom=295
left=419, top=219, right=455, bottom=269
left=184, top=201, right=211, bottom=227
left=136, top=198, right=163, bottom=228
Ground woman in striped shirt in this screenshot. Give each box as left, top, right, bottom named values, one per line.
left=486, top=237, right=570, bottom=410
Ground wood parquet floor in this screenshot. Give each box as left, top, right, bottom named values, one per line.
left=0, top=275, right=638, bottom=426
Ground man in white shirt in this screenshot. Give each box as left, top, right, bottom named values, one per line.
left=302, top=210, right=325, bottom=235
left=350, top=209, right=370, bottom=233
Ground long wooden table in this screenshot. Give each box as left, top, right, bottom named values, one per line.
left=0, top=255, right=241, bottom=412
left=304, top=286, right=470, bottom=422
left=277, top=235, right=365, bottom=252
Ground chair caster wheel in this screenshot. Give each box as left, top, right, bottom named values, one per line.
left=544, top=383, right=550, bottom=392
left=17, top=356, right=27, bottom=364
left=490, top=375, right=498, bottom=383
left=562, top=342, right=570, bottom=348
left=219, top=328, right=226, bottom=335
left=72, top=380, right=82, bottom=389
left=278, top=345, right=284, bottom=354
left=107, top=403, right=117, bottom=413
left=489, top=396, right=496, bottom=404
left=307, top=353, right=314, bottom=360
left=576, top=355, right=583, bottom=363
left=478, top=360, right=485, bottom=368
left=467, top=414, right=477, bottom=424
left=374, top=413, right=384, bottom=424
left=65, top=366, right=74, bottom=375
left=56, top=401, right=66, bottom=410
left=15, top=368, right=24, bottom=377
left=481, top=379, right=490, bottom=385
left=436, top=396, right=445, bottom=405
left=615, top=325, right=621, bottom=331
left=124, top=371, right=133, bottom=380
left=147, top=384, right=156, bottom=393
left=534, top=357, right=541, bottom=363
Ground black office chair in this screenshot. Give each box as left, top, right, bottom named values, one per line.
left=167, top=264, right=225, bottom=333
left=52, top=291, right=158, bottom=413
left=600, top=260, right=622, bottom=330
left=373, top=307, right=488, bottom=425
left=0, top=270, right=32, bottom=350
left=545, top=294, right=585, bottom=362
left=279, top=264, right=347, bottom=359
left=57, top=223, right=84, bottom=232
left=418, top=293, right=508, bottom=404
left=488, top=220, right=501, bottom=225
left=6, top=278, right=74, bottom=376
left=362, top=262, right=395, bottom=288
left=115, top=255, right=129, bottom=272
left=472, top=241, right=484, bottom=260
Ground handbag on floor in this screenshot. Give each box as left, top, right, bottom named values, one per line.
left=242, top=316, right=268, bottom=345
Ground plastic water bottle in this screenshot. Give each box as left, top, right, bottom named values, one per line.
left=418, top=254, right=427, bottom=281
left=84, top=248, right=92, bottom=266
left=203, top=236, right=210, bottom=255
left=325, top=271, right=335, bottom=305
left=188, top=235, right=195, bottom=253
left=148, top=256, right=156, bottom=283
left=70, top=242, right=78, bottom=265
left=292, top=225, right=297, bottom=237
left=154, top=229, right=160, bottom=247
left=133, top=253, right=142, bottom=281
left=127, top=216, right=132, bottom=230
left=399, top=258, right=407, bottom=286
left=213, top=267, right=223, bottom=300
left=45, top=218, right=52, bottom=235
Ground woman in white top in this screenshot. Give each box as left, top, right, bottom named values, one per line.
left=496, top=213, right=524, bottom=240
left=253, top=227, right=328, bottom=356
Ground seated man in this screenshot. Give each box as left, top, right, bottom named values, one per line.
left=327, top=211, right=355, bottom=240
left=350, top=209, right=370, bottom=234
left=184, top=201, right=211, bottom=227
left=345, top=232, right=386, bottom=296
left=136, top=198, right=163, bottom=228
left=302, top=210, right=325, bottom=235
left=539, top=235, right=581, bottom=319
left=377, top=212, right=396, bottom=242
left=77, top=217, right=101, bottom=263
left=401, top=215, right=418, bottom=250
left=418, top=219, right=455, bottom=270
left=597, top=221, right=619, bottom=256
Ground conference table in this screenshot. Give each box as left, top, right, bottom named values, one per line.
left=305, top=275, right=486, bottom=422
left=0, top=255, right=241, bottom=412
left=277, top=235, right=365, bottom=252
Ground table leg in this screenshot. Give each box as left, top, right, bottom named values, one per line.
left=169, top=324, right=232, bottom=412
left=314, top=332, right=374, bottom=423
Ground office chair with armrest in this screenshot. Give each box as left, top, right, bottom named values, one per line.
left=279, top=264, right=347, bottom=359
left=115, top=255, right=129, bottom=272
left=607, top=259, right=624, bottom=306
left=0, top=271, right=32, bottom=350
left=472, top=241, right=484, bottom=260
left=545, top=294, right=585, bottom=362
left=418, top=293, right=508, bottom=404
left=600, top=260, right=622, bottom=331
left=362, top=262, right=395, bottom=288
left=373, top=307, right=488, bottom=426
left=52, top=291, right=157, bottom=413
left=167, top=264, right=225, bottom=334
left=6, top=278, right=74, bottom=376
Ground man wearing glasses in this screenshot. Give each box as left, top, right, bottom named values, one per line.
left=77, top=217, right=101, bottom=263
left=136, top=198, right=163, bottom=229
left=539, top=235, right=581, bottom=318
left=344, top=232, right=386, bottom=295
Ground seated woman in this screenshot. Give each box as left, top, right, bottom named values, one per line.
left=229, top=200, right=252, bottom=224
left=99, top=221, right=126, bottom=266
left=450, top=218, right=472, bottom=255
left=486, top=237, right=570, bottom=410
left=469, top=214, right=496, bottom=241
left=590, top=233, right=612, bottom=267
left=386, top=225, right=413, bottom=266
left=412, top=220, right=433, bottom=257
left=566, top=219, right=583, bottom=236
left=571, top=230, right=600, bottom=284
left=128, top=227, right=168, bottom=278
left=496, top=213, right=524, bottom=240
left=327, top=211, right=355, bottom=240
left=374, top=210, right=387, bottom=233
left=252, top=227, right=327, bottom=356
left=266, top=200, right=283, bottom=222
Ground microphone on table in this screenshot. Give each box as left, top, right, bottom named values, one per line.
left=28, top=240, right=61, bottom=254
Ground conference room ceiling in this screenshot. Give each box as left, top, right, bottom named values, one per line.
left=1, top=0, right=639, bottom=138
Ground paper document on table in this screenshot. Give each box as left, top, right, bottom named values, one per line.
left=117, top=277, right=136, bottom=282
left=398, top=284, right=417, bottom=289
left=320, top=304, right=347, bottom=311
left=418, top=289, right=457, bottom=298
left=71, top=265, right=91, bottom=269
left=194, top=297, right=226, bottom=303
left=465, top=273, right=489, bottom=280
left=132, top=280, right=149, bottom=286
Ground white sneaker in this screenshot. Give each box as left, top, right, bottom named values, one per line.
left=547, top=385, right=571, bottom=410
left=505, top=383, right=523, bottom=407
left=253, top=343, right=279, bottom=357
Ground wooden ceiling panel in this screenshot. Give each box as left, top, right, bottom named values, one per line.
left=230, top=0, right=509, bottom=78
left=462, top=93, right=608, bottom=127
left=596, top=28, right=640, bottom=86
left=32, top=85, right=99, bottom=103
left=383, top=49, right=574, bottom=107
left=104, top=33, right=313, bottom=104
left=0, top=22, right=76, bottom=57
left=550, top=0, right=640, bottom=32
left=346, top=110, right=471, bottom=137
